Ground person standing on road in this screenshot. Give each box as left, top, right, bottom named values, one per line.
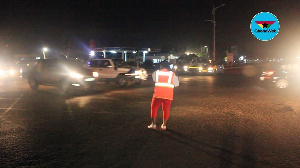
left=148, top=61, right=179, bottom=130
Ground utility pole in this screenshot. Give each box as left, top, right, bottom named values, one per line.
left=206, top=4, right=225, bottom=61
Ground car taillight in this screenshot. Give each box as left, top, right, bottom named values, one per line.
left=266, top=71, right=274, bottom=76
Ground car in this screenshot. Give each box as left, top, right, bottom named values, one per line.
left=199, top=63, right=224, bottom=74
left=259, top=60, right=300, bottom=89
left=0, top=64, right=17, bottom=78
left=84, top=58, right=148, bottom=87
left=198, top=63, right=214, bottom=74
left=27, top=59, right=97, bottom=93
left=174, top=62, right=223, bottom=75
left=16, top=59, right=38, bottom=78
left=174, top=63, right=200, bottom=75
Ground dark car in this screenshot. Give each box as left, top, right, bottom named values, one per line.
left=259, top=60, right=300, bottom=89
left=28, top=59, right=97, bottom=93
left=16, top=59, right=38, bottom=78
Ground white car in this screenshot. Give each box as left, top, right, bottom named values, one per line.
left=84, top=59, right=148, bottom=86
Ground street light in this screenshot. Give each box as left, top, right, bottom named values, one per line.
left=204, top=46, right=208, bottom=60
left=206, top=4, right=225, bottom=61
left=43, top=47, right=48, bottom=59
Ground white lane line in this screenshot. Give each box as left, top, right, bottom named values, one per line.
left=0, top=108, right=31, bottom=111
left=0, top=93, right=25, bottom=117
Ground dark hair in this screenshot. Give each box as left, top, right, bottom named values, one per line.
left=160, top=61, right=170, bottom=69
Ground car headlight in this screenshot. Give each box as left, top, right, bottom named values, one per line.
left=0, top=70, right=4, bottom=76
left=199, top=67, right=203, bottom=70
left=70, top=72, right=83, bottom=78
left=135, top=70, right=142, bottom=75
left=208, top=67, right=214, bottom=71
left=266, top=71, right=274, bottom=76
left=93, top=72, right=98, bottom=77
left=9, top=70, right=15, bottom=76
left=174, top=65, right=178, bottom=70
left=184, top=66, right=188, bottom=71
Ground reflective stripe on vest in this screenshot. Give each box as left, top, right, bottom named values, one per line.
left=155, top=82, right=174, bottom=88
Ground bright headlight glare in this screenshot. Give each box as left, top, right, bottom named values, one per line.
left=9, top=70, right=15, bottom=75
left=93, top=72, right=98, bottom=77
left=266, top=71, right=274, bottom=76
left=199, top=67, right=203, bottom=70
left=174, top=66, right=178, bottom=70
left=184, top=66, right=188, bottom=71
left=208, top=67, right=213, bottom=71
left=70, top=72, right=83, bottom=78
left=135, top=70, right=142, bottom=75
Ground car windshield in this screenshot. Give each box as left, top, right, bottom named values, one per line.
left=87, top=60, right=111, bottom=68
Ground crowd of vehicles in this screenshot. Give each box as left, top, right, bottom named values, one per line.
left=8, top=55, right=299, bottom=92
left=25, top=58, right=149, bottom=94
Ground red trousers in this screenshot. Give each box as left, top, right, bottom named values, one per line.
left=151, top=97, right=172, bottom=120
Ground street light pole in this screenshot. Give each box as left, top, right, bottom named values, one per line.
left=206, top=4, right=225, bottom=61
left=204, top=46, right=208, bottom=60
left=43, top=47, right=48, bottom=59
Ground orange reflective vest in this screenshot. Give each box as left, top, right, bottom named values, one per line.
left=153, top=69, right=175, bottom=100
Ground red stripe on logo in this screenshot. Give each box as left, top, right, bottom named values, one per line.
left=255, top=21, right=275, bottom=24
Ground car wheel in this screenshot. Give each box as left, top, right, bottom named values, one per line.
left=28, top=77, right=39, bottom=90
left=117, top=77, right=128, bottom=87
left=276, top=79, right=288, bottom=89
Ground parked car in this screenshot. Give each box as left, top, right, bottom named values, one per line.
left=28, top=59, right=97, bottom=93
left=259, top=60, right=300, bottom=89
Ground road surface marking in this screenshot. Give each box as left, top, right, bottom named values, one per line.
left=0, top=108, right=31, bottom=111
left=0, top=93, right=25, bottom=117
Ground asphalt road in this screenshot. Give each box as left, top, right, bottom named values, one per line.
left=0, top=75, right=299, bottom=168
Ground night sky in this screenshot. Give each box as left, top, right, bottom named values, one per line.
left=0, top=0, right=299, bottom=59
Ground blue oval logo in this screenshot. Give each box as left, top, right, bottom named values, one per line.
left=250, top=12, right=280, bottom=41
